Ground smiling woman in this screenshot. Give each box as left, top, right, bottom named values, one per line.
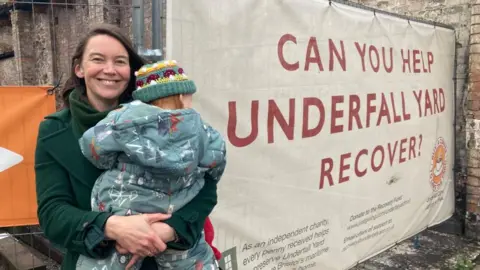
left=74, top=35, right=131, bottom=112
left=34, top=23, right=220, bottom=270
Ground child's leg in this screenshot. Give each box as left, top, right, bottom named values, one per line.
left=76, top=250, right=144, bottom=270
left=77, top=171, right=146, bottom=270
left=154, top=233, right=218, bottom=270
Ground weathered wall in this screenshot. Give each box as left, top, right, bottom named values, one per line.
left=0, top=58, right=18, bottom=85
left=34, top=8, right=54, bottom=85
left=0, top=1, right=166, bottom=87
left=0, top=24, right=11, bottom=45
left=0, top=23, right=17, bottom=85
left=11, top=10, right=36, bottom=85
left=465, top=1, right=480, bottom=238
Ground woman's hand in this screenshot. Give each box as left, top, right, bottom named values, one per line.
left=151, top=222, right=176, bottom=243
left=104, top=213, right=171, bottom=257
left=116, top=221, right=177, bottom=270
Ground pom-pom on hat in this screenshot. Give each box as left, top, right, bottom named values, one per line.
left=132, top=60, right=196, bottom=103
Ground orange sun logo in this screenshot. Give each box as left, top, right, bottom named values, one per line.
left=429, top=137, right=447, bottom=191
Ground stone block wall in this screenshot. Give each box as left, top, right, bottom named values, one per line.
left=0, top=23, right=17, bottom=85
left=0, top=58, right=18, bottom=85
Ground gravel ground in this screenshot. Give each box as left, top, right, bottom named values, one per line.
left=353, top=229, right=480, bottom=270
left=33, top=249, right=60, bottom=270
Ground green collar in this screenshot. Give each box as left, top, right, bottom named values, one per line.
left=68, top=88, right=111, bottom=139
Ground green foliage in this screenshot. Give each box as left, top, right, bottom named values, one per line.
left=455, top=255, right=475, bottom=270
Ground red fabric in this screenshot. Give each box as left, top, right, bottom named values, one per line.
left=204, top=217, right=222, bottom=260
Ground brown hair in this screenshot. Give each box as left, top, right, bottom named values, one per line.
left=60, top=23, right=145, bottom=108
left=150, top=95, right=184, bottom=110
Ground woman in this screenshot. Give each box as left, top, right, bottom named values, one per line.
left=34, top=23, right=218, bottom=270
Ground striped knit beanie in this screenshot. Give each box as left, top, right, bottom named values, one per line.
left=132, top=60, right=196, bottom=103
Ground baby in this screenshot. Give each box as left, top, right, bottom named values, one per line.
left=76, top=60, right=226, bottom=270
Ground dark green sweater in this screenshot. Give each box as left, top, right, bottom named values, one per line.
left=34, top=89, right=218, bottom=269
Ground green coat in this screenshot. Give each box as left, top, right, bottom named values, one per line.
left=34, top=108, right=218, bottom=270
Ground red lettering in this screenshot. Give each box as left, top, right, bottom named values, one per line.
left=355, top=149, right=368, bottom=177
left=302, top=97, right=325, bottom=138
left=305, top=37, right=324, bottom=71
left=277, top=34, right=299, bottom=71
left=319, top=136, right=425, bottom=190
left=369, top=45, right=380, bottom=72
left=329, top=39, right=346, bottom=71
left=399, top=138, right=407, bottom=163
left=355, top=42, right=367, bottom=72
left=366, top=93, right=376, bottom=128
left=371, top=145, right=384, bottom=172
left=268, top=99, right=295, bottom=143
left=439, top=88, right=445, bottom=112
left=413, top=90, right=423, bottom=117
left=409, top=136, right=416, bottom=160
left=424, top=90, right=433, bottom=116
left=401, top=92, right=411, bottom=121
left=433, top=88, right=439, bottom=114
left=401, top=49, right=411, bottom=73
left=348, top=95, right=362, bottom=131
left=387, top=141, right=398, bottom=166
left=413, top=49, right=421, bottom=73
left=339, top=153, right=351, bottom=184
left=427, top=52, right=434, bottom=72
left=383, top=47, right=393, bottom=73
left=227, top=101, right=259, bottom=147
left=376, top=93, right=391, bottom=126
left=421, top=51, right=428, bottom=73
left=331, top=96, right=344, bottom=134
left=390, top=93, right=401, bottom=123
left=320, top=158, right=334, bottom=189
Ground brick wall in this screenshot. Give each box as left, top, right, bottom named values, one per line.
left=466, top=1, right=480, bottom=238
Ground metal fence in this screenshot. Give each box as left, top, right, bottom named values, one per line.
left=0, top=1, right=165, bottom=268
left=0, top=227, right=62, bottom=269
left=0, top=0, right=166, bottom=105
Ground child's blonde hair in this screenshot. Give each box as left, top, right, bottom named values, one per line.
left=150, top=95, right=184, bottom=110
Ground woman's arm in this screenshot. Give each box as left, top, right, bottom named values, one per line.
left=35, top=119, right=114, bottom=258
left=36, top=119, right=170, bottom=258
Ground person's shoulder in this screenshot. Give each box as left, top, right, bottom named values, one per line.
left=38, top=108, right=71, bottom=139
left=44, top=108, right=71, bottom=122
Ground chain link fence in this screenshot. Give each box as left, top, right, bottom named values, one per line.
left=0, top=1, right=165, bottom=268
left=0, top=0, right=166, bottom=106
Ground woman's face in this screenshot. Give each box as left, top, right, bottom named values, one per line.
left=75, top=34, right=131, bottom=109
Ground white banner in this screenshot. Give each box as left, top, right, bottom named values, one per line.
left=166, top=1, right=455, bottom=269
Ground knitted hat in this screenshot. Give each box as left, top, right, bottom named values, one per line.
left=132, top=60, right=196, bottom=103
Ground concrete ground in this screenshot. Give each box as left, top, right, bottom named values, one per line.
left=354, top=229, right=480, bottom=270
left=2, top=228, right=480, bottom=270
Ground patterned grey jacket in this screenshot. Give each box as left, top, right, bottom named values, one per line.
left=78, top=100, right=226, bottom=214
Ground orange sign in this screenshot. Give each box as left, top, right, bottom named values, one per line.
left=0, top=86, right=56, bottom=227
